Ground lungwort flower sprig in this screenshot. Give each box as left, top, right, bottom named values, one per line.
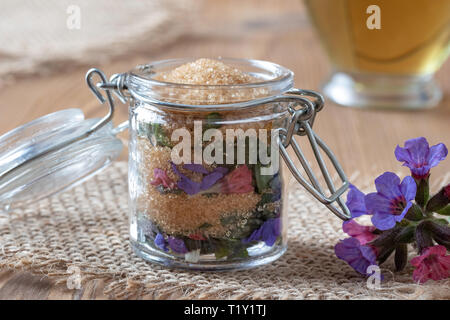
left=335, top=137, right=450, bottom=283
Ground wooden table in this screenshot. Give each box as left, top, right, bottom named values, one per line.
left=0, top=0, right=449, bottom=299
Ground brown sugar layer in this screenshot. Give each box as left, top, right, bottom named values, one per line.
left=155, top=58, right=259, bottom=85
left=142, top=189, right=261, bottom=237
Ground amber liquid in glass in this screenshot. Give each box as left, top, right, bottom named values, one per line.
left=304, top=0, right=450, bottom=76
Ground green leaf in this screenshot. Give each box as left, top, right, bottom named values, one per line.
left=253, top=164, right=273, bottom=194
left=437, top=205, right=450, bottom=216
left=214, top=239, right=249, bottom=260
left=153, top=123, right=172, bottom=147
left=138, top=122, right=172, bottom=147
left=214, top=245, right=230, bottom=259
left=204, top=112, right=223, bottom=131
left=228, top=246, right=249, bottom=260
left=258, top=193, right=274, bottom=206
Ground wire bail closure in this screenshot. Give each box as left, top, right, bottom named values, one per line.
left=277, top=89, right=350, bottom=220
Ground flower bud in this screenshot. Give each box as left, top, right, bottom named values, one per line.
left=415, top=222, right=435, bottom=254
left=426, top=184, right=450, bottom=213
left=405, top=203, right=424, bottom=221
left=394, top=244, right=408, bottom=271
left=427, top=220, right=450, bottom=243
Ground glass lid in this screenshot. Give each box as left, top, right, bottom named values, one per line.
left=0, top=108, right=123, bottom=214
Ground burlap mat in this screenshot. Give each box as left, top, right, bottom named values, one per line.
left=0, top=162, right=448, bottom=299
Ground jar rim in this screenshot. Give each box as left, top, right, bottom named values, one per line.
left=125, top=57, right=294, bottom=109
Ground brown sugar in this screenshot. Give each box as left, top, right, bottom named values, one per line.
left=152, top=58, right=269, bottom=105
left=155, top=58, right=258, bottom=85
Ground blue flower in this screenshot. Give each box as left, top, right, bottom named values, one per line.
left=154, top=233, right=168, bottom=252
left=346, top=184, right=367, bottom=218
left=335, top=237, right=378, bottom=275
left=155, top=233, right=188, bottom=254
left=243, top=217, right=280, bottom=246
left=395, top=137, right=447, bottom=179
left=365, top=172, right=416, bottom=231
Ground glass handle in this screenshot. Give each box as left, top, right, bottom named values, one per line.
left=278, top=89, right=351, bottom=220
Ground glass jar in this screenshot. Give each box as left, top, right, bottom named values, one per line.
left=0, top=58, right=350, bottom=271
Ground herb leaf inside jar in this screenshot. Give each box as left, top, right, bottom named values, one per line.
left=138, top=122, right=172, bottom=147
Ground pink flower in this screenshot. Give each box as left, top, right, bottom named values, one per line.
left=150, top=168, right=176, bottom=189
left=342, top=220, right=377, bottom=245
left=221, top=165, right=254, bottom=194
left=410, top=245, right=450, bottom=283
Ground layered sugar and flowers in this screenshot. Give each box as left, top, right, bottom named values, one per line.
left=129, top=59, right=288, bottom=261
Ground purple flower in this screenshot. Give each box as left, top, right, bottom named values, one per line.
left=395, top=137, right=448, bottom=179
left=243, top=217, right=280, bottom=246
left=183, top=163, right=209, bottom=174
left=171, top=162, right=228, bottom=195
left=201, top=169, right=227, bottom=190
left=346, top=184, right=367, bottom=218
left=168, top=237, right=188, bottom=254
left=365, top=172, right=416, bottom=231
left=335, top=237, right=378, bottom=275
left=154, top=233, right=168, bottom=252
left=171, top=162, right=200, bottom=195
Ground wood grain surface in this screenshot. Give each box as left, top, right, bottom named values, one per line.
left=0, top=0, right=449, bottom=299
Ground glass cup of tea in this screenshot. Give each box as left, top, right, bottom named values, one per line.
left=304, top=0, right=450, bottom=109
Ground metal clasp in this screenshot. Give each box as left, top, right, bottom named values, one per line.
left=278, top=89, right=351, bottom=220
left=86, top=69, right=129, bottom=135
